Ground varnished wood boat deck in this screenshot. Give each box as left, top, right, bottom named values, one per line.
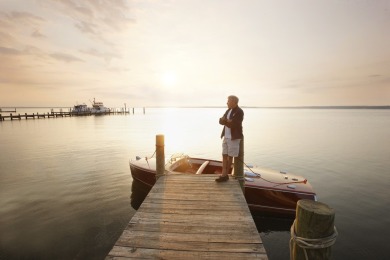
left=106, top=174, right=268, bottom=259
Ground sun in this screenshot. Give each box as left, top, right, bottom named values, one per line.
left=161, top=71, right=177, bottom=87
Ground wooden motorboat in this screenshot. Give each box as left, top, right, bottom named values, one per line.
left=129, top=154, right=316, bottom=217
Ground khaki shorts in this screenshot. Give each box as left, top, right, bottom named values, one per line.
left=222, top=137, right=241, bottom=157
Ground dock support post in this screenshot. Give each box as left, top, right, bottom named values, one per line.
left=291, top=199, right=337, bottom=260
left=234, top=137, right=244, bottom=191
left=156, top=134, right=165, bottom=180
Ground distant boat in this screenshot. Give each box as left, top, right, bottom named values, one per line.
left=130, top=153, right=317, bottom=217
left=71, top=103, right=90, bottom=114
left=90, top=98, right=110, bottom=114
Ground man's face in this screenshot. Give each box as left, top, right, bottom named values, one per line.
left=227, top=98, right=236, bottom=109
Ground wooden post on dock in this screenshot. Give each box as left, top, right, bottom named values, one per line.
left=234, top=137, right=244, bottom=191
left=156, top=134, right=165, bottom=180
left=291, top=200, right=337, bottom=260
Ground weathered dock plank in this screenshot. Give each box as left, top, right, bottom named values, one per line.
left=106, top=174, right=268, bottom=259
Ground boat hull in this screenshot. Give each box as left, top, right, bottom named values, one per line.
left=129, top=156, right=316, bottom=217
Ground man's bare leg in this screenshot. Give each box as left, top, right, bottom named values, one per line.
left=222, top=154, right=228, bottom=176
left=216, top=154, right=230, bottom=182
left=225, top=156, right=233, bottom=176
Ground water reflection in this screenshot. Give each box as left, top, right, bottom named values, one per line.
left=253, top=216, right=294, bottom=260
left=130, top=179, right=152, bottom=210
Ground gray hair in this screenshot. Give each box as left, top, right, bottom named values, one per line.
left=228, top=95, right=239, bottom=104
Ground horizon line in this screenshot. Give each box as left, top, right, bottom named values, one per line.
left=1, top=105, right=390, bottom=109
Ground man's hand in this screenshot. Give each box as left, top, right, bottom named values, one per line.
left=219, top=116, right=227, bottom=125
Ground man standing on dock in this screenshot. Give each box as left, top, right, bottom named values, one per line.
left=216, top=95, right=244, bottom=182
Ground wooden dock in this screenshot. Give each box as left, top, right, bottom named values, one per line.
left=106, top=174, right=268, bottom=259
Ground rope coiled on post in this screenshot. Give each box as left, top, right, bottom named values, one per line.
left=289, top=220, right=338, bottom=260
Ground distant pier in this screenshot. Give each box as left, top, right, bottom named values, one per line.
left=0, top=109, right=138, bottom=121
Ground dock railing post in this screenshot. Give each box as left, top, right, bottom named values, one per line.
left=234, top=137, right=244, bottom=192
left=156, top=134, right=165, bottom=180
left=291, top=199, right=337, bottom=260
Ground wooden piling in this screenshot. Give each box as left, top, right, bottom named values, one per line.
left=291, top=200, right=337, bottom=260
left=156, top=134, right=165, bottom=180
left=234, top=137, right=244, bottom=191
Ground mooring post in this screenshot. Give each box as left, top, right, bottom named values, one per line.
left=291, top=199, right=337, bottom=260
left=234, top=137, right=244, bottom=191
left=156, top=134, right=165, bottom=180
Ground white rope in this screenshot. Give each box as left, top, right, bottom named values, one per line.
left=289, top=220, right=338, bottom=260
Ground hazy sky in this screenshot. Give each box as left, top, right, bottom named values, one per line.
left=1, top=0, right=389, bottom=107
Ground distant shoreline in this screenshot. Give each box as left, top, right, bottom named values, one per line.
left=1, top=105, right=390, bottom=110
left=243, top=106, right=390, bottom=109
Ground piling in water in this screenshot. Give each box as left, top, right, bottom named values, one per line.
left=290, top=199, right=337, bottom=260
left=234, top=137, right=244, bottom=191
left=156, top=134, right=165, bottom=180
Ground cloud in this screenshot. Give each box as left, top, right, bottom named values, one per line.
left=43, top=0, right=135, bottom=36
left=31, top=30, right=45, bottom=38
left=79, top=48, right=121, bottom=63
left=0, top=11, right=45, bottom=26
left=50, top=52, right=84, bottom=63
left=0, top=46, right=21, bottom=55
left=0, top=45, right=48, bottom=58
left=75, top=21, right=97, bottom=35
left=0, top=11, right=46, bottom=50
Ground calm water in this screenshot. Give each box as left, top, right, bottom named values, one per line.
left=1, top=108, right=389, bottom=259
